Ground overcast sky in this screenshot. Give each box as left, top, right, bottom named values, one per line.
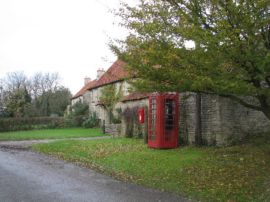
left=0, top=0, right=131, bottom=94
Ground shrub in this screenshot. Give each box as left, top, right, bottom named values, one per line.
left=64, top=102, right=89, bottom=127
left=0, top=107, right=10, bottom=118
left=0, top=117, right=65, bottom=132
left=64, top=115, right=85, bottom=127
left=70, top=102, right=89, bottom=116
left=82, top=112, right=99, bottom=128
left=109, top=110, right=122, bottom=124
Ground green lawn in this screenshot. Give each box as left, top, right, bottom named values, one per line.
left=32, top=137, right=270, bottom=202
left=0, top=128, right=106, bottom=141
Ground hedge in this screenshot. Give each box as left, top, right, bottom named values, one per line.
left=0, top=117, right=65, bottom=132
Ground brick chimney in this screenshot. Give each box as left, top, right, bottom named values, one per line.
left=97, top=68, right=105, bottom=79
left=84, top=77, right=91, bottom=85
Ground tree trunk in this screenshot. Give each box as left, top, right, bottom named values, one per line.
left=258, top=95, right=270, bottom=120
left=262, top=108, right=270, bottom=120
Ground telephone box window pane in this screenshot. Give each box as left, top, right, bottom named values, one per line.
left=150, top=98, right=156, bottom=140
left=165, top=99, right=174, bottom=131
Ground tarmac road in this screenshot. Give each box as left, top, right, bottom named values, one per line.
left=0, top=146, right=189, bottom=202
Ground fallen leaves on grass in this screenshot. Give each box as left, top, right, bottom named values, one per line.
left=33, top=138, right=270, bottom=202
left=180, top=145, right=270, bottom=201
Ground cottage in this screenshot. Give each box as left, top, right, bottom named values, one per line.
left=71, top=78, right=97, bottom=106
left=71, top=60, right=131, bottom=124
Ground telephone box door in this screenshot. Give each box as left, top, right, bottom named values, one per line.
left=148, top=96, right=157, bottom=143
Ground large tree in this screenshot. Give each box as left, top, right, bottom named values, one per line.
left=113, top=0, right=270, bottom=119
left=1, top=72, right=71, bottom=117
left=3, top=72, right=30, bottom=117
left=5, top=87, right=31, bottom=117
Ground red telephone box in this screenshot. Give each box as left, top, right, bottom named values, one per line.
left=148, top=93, right=179, bottom=149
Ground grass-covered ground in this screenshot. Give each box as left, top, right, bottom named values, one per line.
left=32, top=136, right=270, bottom=202
left=0, top=128, right=105, bottom=141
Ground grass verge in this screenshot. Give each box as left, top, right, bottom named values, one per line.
left=32, top=137, right=270, bottom=202
left=0, top=128, right=106, bottom=141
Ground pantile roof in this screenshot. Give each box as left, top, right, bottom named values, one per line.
left=72, top=79, right=97, bottom=99
left=93, top=60, right=129, bottom=89
left=72, top=60, right=130, bottom=100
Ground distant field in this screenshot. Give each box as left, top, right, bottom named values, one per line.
left=33, top=137, right=270, bottom=202
left=0, top=128, right=106, bottom=141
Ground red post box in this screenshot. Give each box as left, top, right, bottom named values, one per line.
left=138, top=108, right=145, bottom=124
left=148, top=93, right=179, bottom=149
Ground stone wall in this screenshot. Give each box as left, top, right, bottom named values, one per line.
left=105, top=123, right=121, bottom=136
left=120, top=99, right=148, bottom=140
left=118, top=92, right=270, bottom=146
left=179, top=92, right=197, bottom=145
left=200, top=94, right=224, bottom=145
left=179, top=93, right=270, bottom=146
left=217, top=96, right=270, bottom=145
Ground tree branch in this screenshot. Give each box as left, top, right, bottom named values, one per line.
left=222, top=94, right=262, bottom=111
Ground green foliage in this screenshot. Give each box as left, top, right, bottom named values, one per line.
left=0, top=128, right=105, bottom=141
left=100, top=84, right=123, bottom=123
left=64, top=115, right=85, bottom=128
left=46, top=88, right=71, bottom=116
left=82, top=112, right=100, bottom=128
left=65, top=102, right=89, bottom=127
left=33, top=137, right=270, bottom=201
left=0, top=117, right=65, bottom=132
left=5, top=87, right=31, bottom=117
left=1, top=71, right=71, bottom=117
left=100, top=84, right=118, bottom=110
left=110, top=108, right=122, bottom=124
left=52, top=88, right=72, bottom=116
left=113, top=0, right=270, bottom=119
left=0, top=107, right=11, bottom=118
left=34, top=88, right=72, bottom=117
left=70, top=102, right=89, bottom=116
